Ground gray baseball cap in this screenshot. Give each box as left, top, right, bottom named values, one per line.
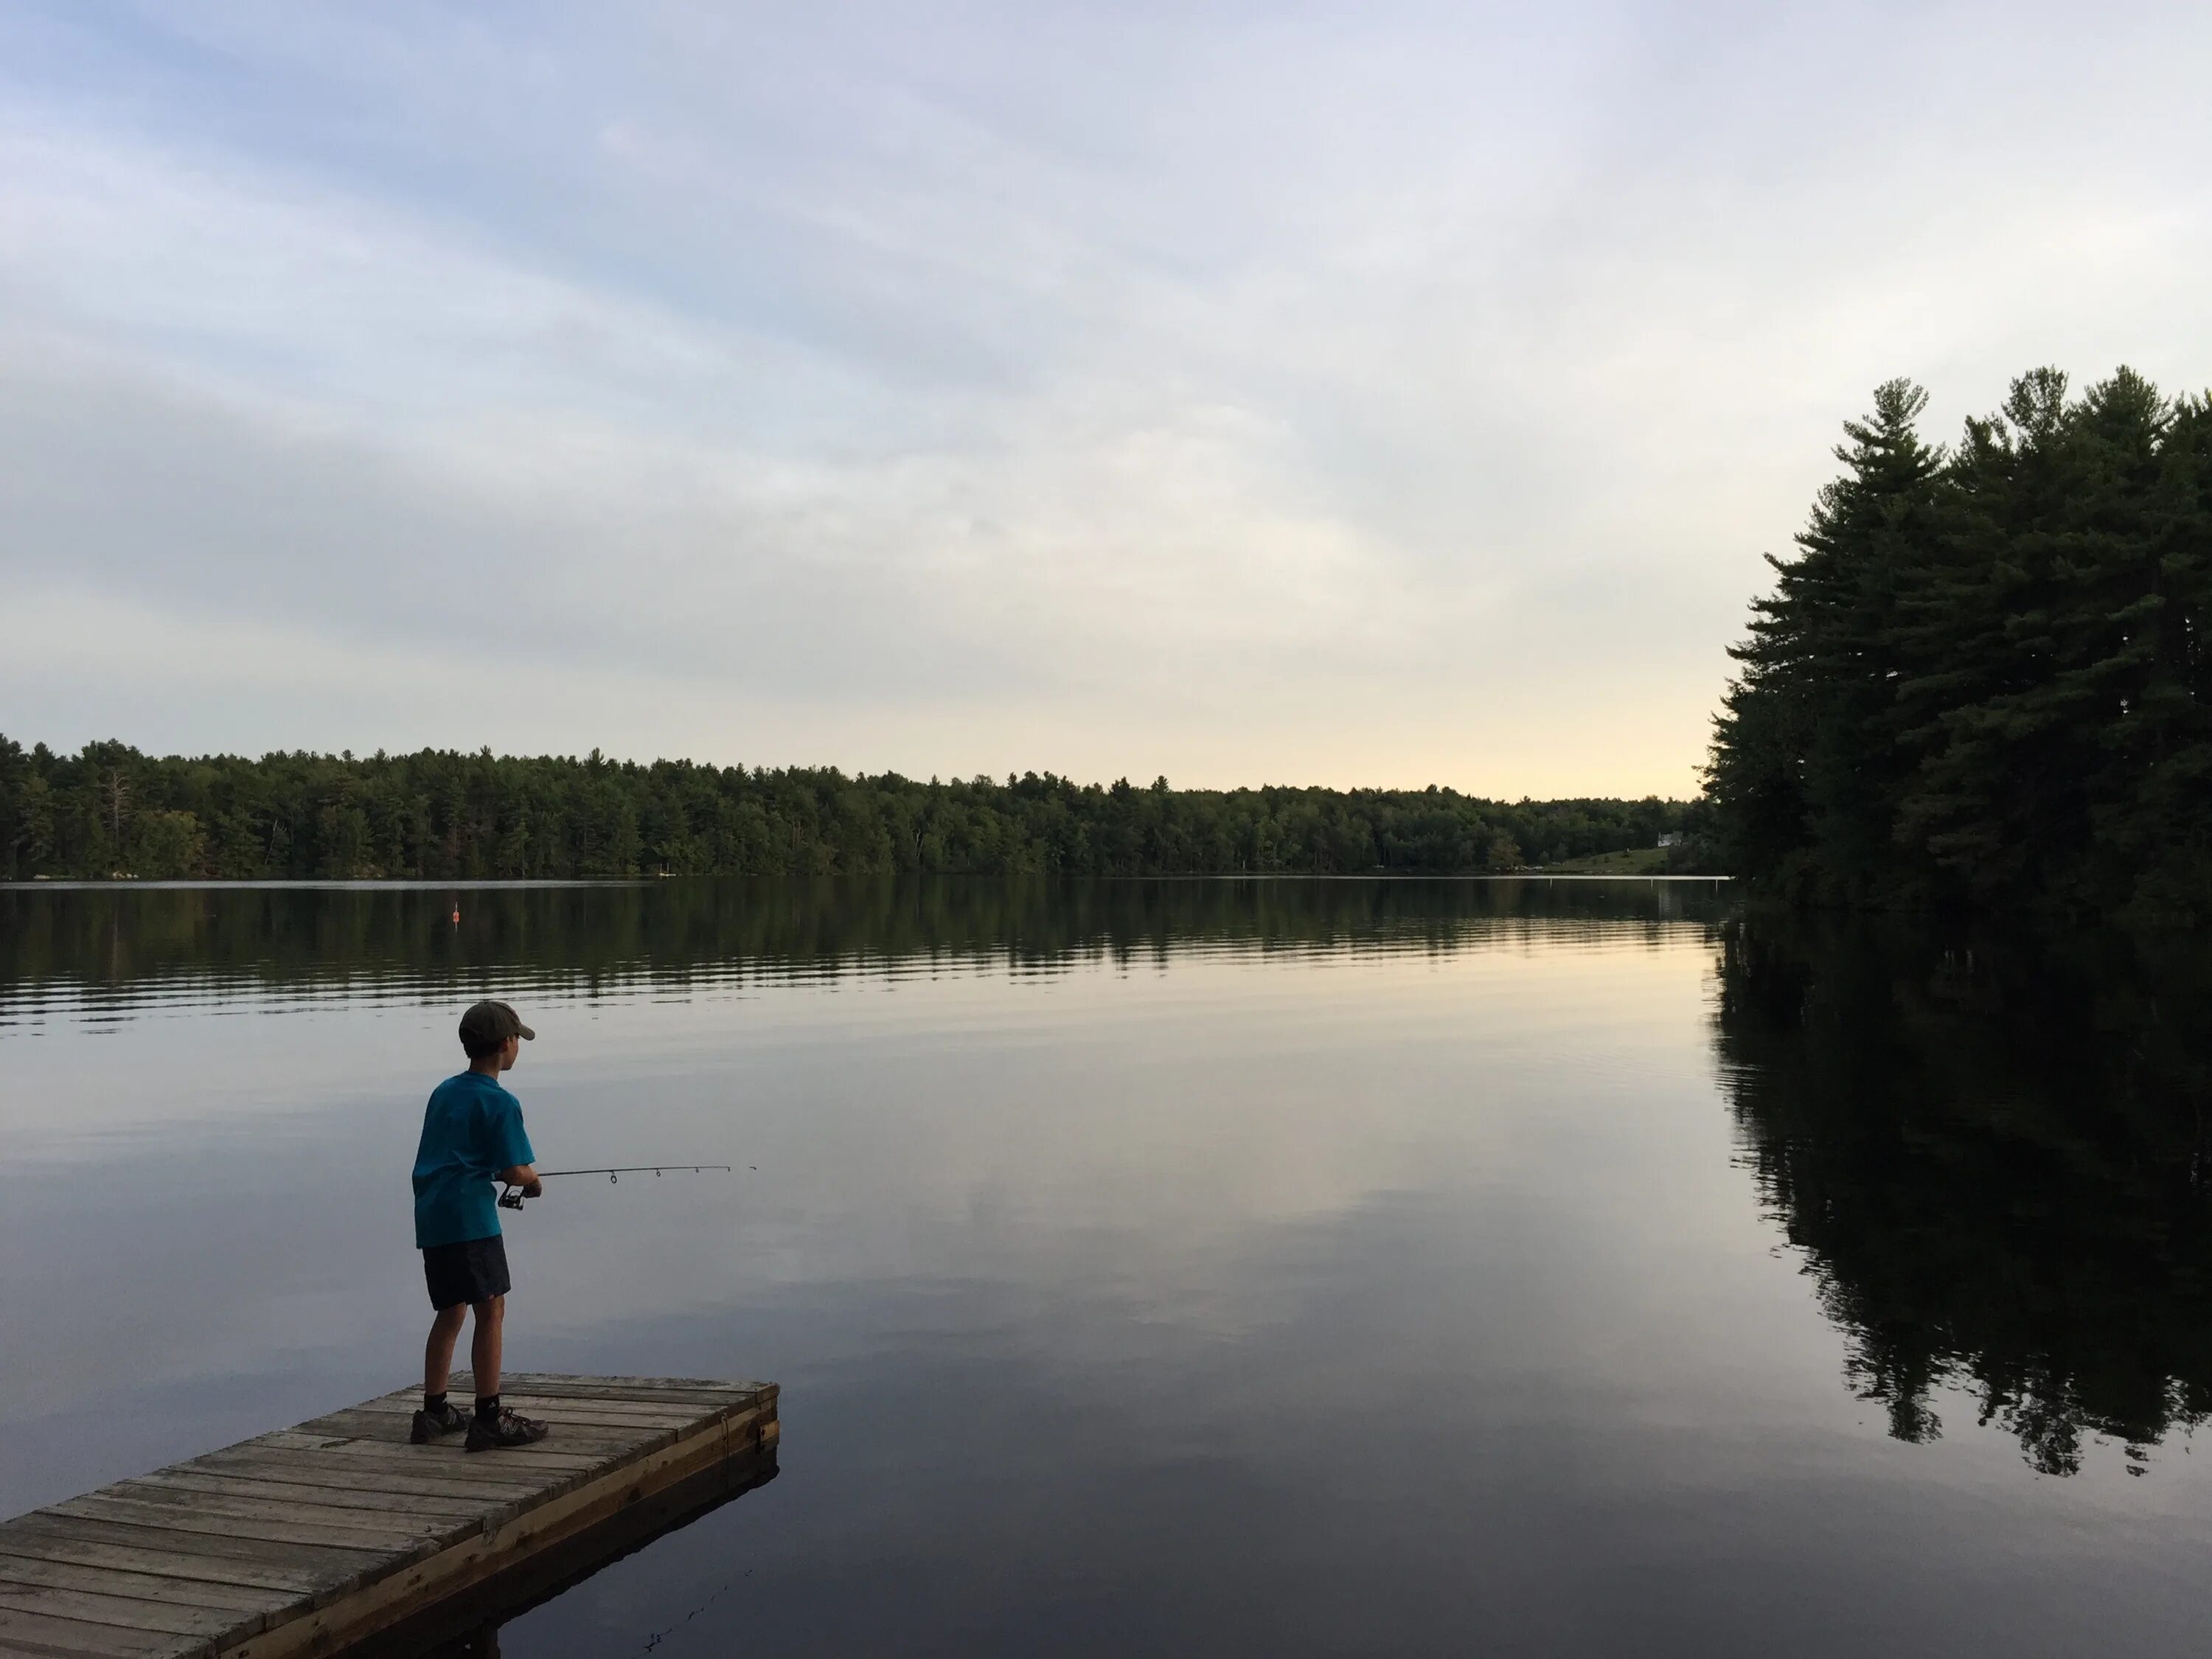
left=459, top=1000, right=535, bottom=1050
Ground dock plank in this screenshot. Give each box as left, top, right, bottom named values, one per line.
left=343, top=1397, right=713, bottom=1430
left=0, top=1582, right=238, bottom=1639
left=0, top=1375, right=776, bottom=1659
left=49, top=1496, right=448, bottom=1559
left=443, top=1374, right=773, bottom=1414
left=181, top=1451, right=546, bottom=1503
left=0, top=1517, right=380, bottom=1595
left=292, top=1410, right=676, bottom=1457
left=0, top=1607, right=183, bottom=1658
left=0, top=1560, right=274, bottom=1614
left=58, top=1484, right=465, bottom=1543
left=120, top=1475, right=491, bottom=1522
left=356, top=1388, right=729, bottom=1424
left=243, top=1432, right=611, bottom=1476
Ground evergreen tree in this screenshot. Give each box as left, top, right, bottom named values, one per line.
left=1715, top=366, right=2212, bottom=919
left=1709, top=378, right=1945, bottom=901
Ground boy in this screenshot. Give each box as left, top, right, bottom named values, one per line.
left=411, top=999, right=552, bottom=1450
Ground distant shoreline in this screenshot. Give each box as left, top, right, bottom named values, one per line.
left=1, top=871, right=1734, bottom=891
left=1, top=734, right=1720, bottom=883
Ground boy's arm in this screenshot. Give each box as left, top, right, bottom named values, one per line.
left=493, top=1096, right=539, bottom=1197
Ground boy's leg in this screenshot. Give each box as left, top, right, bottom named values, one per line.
left=469, top=1294, right=505, bottom=1404
left=424, top=1304, right=467, bottom=1397
left=459, top=1290, right=546, bottom=1449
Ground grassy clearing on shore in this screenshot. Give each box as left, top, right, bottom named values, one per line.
left=1540, top=846, right=1672, bottom=874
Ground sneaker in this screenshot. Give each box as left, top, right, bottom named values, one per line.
left=410, top=1400, right=469, bottom=1443
left=465, top=1408, right=550, bottom=1452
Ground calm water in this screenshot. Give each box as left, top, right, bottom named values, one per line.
left=4, top=878, right=2212, bottom=1656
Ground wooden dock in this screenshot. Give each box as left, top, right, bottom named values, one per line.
left=0, top=1374, right=779, bottom=1659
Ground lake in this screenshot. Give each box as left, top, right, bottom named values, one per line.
left=4, top=877, right=2211, bottom=1656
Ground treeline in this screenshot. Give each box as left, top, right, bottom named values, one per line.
left=1708, top=367, right=2212, bottom=919
left=0, top=737, right=1702, bottom=881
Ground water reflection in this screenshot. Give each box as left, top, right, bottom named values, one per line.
left=359, top=1452, right=777, bottom=1659
left=1714, top=908, right=2212, bottom=1474
left=0, top=875, right=1731, bottom=1030
left=14, top=878, right=2212, bottom=1655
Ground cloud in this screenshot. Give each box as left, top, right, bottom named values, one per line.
left=1, top=0, right=2208, bottom=793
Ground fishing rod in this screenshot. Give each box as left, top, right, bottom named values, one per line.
left=498, top=1164, right=734, bottom=1209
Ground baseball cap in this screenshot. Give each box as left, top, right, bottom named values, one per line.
left=459, top=1000, right=536, bottom=1052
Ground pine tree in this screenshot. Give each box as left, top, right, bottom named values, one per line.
left=1710, top=378, right=1945, bottom=900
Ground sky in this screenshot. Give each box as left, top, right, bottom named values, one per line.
left=1, top=2, right=2208, bottom=798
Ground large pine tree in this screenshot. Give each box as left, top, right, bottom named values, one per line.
left=1711, top=367, right=2212, bottom=919
left=1709, top=378, right=1945, bottom=902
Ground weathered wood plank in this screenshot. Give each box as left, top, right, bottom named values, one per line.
left=290, top=1411, right=674, bottom=1456
left=240, top=1433, right=609, bottom=1477
left=180, top=1451, right=545, bottom=1503
left=480, top=1380, right=765, bottom=1407
left=342, top=1394, right=720, bottom=1429
left=196, top=1410, right=755, bottom=1512
left=0, top=1584, right=237, bottom=1640
left=116, top=1475, right=487, bottom=1523
left=475, top=1381, right=766, bottom=1410
left=358, top=1382, right=726, bottom=1413
left=0, top=1520, right=375, bottom=1596
left=0, top=1562, right=270, bottom=1615
left=64, top=1484, right=461, bottom=1545
left=46, top=1496, right=450, bottom=1559
left=504, top=1396, right=766, bottom=1432
left=0, top=1607, right=187, bottom=1658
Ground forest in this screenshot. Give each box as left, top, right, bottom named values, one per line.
left=0, top=737, right=1700, bottom=881
left=1707, top=366, right=2212, bottom=919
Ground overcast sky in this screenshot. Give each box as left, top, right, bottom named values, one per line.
left=2, top=2, right=2207, bottom=796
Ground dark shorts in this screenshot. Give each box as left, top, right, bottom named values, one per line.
left=422, top=1234, right=512, bottom=1310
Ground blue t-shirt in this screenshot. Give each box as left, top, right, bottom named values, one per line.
left=413, top=1071, right=536, bottom=1248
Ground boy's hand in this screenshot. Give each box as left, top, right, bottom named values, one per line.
left=523, top=1179, right=543, bottom=1198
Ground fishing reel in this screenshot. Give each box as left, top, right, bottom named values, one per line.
left=498, top=1186, right=526, bottom=1210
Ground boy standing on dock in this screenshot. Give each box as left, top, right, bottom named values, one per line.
left=411, top=1000, right=553, bottom=1451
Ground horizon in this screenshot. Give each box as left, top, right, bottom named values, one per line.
left=4, top=4, right=2208, bottom=797
left=5, top=731, right=1700, bottom=803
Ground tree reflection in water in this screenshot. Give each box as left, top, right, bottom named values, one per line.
left=1714, top=908, right=2212, bottom=1474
